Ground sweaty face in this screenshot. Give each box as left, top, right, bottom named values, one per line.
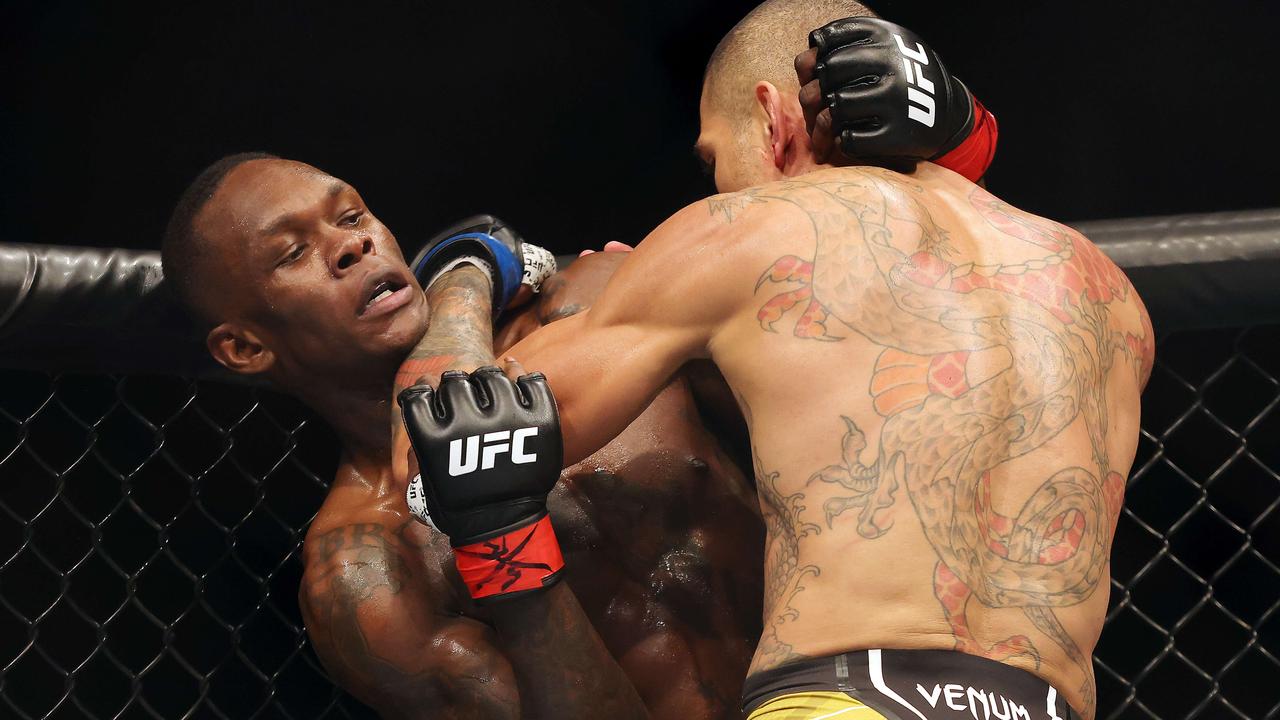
left=696, top=81, right=772, bottom=194
left=196, top=159, right=429, bottom=380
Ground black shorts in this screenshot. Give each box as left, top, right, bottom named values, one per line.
left=743, top=649, right=1082, bottom=720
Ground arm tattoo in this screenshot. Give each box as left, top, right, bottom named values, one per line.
left=386, top=267, right=646, bottom=717
left=393, top=266, right=497, bottom=436
left=395, top=265, right=496, bottom=393
left=729, top=171, right=1143, bottom=716
left=302, top=524, right=520, bottom=719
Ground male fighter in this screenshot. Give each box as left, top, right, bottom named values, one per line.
left=399, top=2, right=1152, bottom=719
left=158, top=152, right=772, bottom=718
left=159, top=12, right=996, bottom=720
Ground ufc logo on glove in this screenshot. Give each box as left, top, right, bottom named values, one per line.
left=398, top=368, right=566, bottom=602
left=895, top=33, right=936, bottom=127
left=448, top=428, right=539, bottom=475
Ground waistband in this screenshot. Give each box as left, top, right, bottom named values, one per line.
left=743, top=649, right=1082, bottom=720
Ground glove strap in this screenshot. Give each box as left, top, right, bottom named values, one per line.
left=423, top=255, right=496, bottom=296
left=932, top=96, right=998, bottom=183
left=453, top=514, right=565, bottom=601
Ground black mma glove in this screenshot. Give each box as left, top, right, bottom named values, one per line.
left=801, top=17, right=997, bottom=181
left=398, top=367, right=565, bottom=602
left=411, top=215, right=557, bottom=319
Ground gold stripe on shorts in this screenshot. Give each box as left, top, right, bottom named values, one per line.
left=747, top=691, right=888, bottom=720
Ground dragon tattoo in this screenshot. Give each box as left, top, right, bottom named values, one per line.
left=747, top=171, right=1151, bottom=712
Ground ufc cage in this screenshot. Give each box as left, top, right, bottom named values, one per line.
left=0, top=208, right=1278, bottom=719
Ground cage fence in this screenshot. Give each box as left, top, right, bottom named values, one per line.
left=1096, top=324, right=1280, bottom=719
left=2, top=208, right=1279, bottom=720
left=0, top=323, right=1276, bottom=719
left=0, top=371, right=373, bottom=719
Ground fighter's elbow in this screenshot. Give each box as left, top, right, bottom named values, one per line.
left=381, top=631, right=521, bottom=720
left=301, top=571, right=520, bottom=718
left=344, top=626, right=521, bottom=719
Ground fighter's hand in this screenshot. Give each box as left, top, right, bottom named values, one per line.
left=796, top=46, right=840, bottom=164
left=797, top=17, right=998, bottom=182
left=411, top=215, right=557, bottom=318
left=578, top=240, right=634, bottom=258
left=399, top=366, right=565, bottom=602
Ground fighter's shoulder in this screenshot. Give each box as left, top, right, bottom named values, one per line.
left=662, top=169, right=923, bottom=240
left=299, top=503, right=462, bottom=616
left=585, top=189, right=803, bottom=310
left=301, top=509, right=406, bottom=574
left=494, top=253, right=628, bottom=351
left=301, top=477, right=432, bottom=574
left=633, top=189, right=799, bottom=274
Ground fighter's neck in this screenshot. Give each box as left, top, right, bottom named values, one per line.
left=297, top=382, right=395, bottom=465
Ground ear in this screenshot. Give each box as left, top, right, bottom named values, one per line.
left=755, top=81, right=791, bottom=171
left=206, top=322, right=276, bottom=376
left=755, top=80, right=815, bottom=177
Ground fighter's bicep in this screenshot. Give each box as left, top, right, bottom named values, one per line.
left=503, top=199, right=764, bottom=461
left=590, top=203, right=752, bottom=335
left=504, top=310, right=683, bottom=463
left=301, top=547, right=520, bottom=717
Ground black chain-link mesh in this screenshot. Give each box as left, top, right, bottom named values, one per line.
left=0, top=373, right=375, bottom=719
left=1, top=324, right=1278, bottom=719
left=1097, top=324, right=1280, bottom=719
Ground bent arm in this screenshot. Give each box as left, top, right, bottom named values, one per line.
left=500, top=308, right=687, bottom=466
left=300, top=522, right=521, bottom=718
left=389, top=267, right=648, bottom=719
left=303, top=521, right=648, bottom=720
left=504, top=200, right=759, bottom=465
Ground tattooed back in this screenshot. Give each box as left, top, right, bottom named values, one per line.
left=697, top=163, right=1153, bottom=717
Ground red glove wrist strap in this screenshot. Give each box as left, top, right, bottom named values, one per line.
left=934, top=97, right=999, bottom=183
left=453, top=514, right=565, bottom=600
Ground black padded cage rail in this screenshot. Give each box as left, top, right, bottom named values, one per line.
left=0, top=208, right=1278, bottom=719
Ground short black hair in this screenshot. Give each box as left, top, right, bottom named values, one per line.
left=705, top=0, right=876, bottom=121
left=161, top=151, right=278, bottom=327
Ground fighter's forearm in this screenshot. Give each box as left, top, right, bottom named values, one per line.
left=490, top=583, right=649, bottom=720
left=393, top=268, right=647, bottom=718
left=394, top=266, right=497, bottom=396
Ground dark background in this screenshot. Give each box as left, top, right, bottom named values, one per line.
left=3, top=3, right=1280, bottom=719
left=4, top=0, right=1279, bottom=257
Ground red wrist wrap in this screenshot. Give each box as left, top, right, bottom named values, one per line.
left=934, top=97, right=998, bottom=183
left=453, top=514, right=565, bottom=600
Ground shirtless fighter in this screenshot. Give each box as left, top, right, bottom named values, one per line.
left=158, top=157, right=763, bottom=718
left=399, top=2, right=1153, bottom=719
left=158, top=8, right=996, bottom=719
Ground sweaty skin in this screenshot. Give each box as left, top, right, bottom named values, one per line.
left=497, top=254, right=763, bottom=718
left=187, top=157, right=763, bottom=718
left=501, top=164, right=1154, bottom=719
left=305, top=252, right=764, bottom=719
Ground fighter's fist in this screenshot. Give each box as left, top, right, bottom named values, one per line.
left=797, top=17, right=997, bottom=181
left=411, top=215, right=557, bottom=318
left=399, top=366, right=565, bottom=601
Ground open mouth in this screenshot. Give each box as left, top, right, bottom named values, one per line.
left=358, top=272, right=412, bottom=317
